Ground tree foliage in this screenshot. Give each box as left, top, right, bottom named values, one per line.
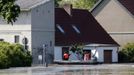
left=70, top=43, right=84, bottom=54
left=118, top=43, right=134, bottom=63
left=0, top=0, right=20, bottom=25
left=55, top=0, right=62, bottom=7
left=57, top=0, right=97, bottom=9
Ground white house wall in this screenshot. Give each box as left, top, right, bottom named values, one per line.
left=0, top=11, right=32, bottom=50
left=31, top=0, right=54, bottom=64
left=54, top=46, right=118, bottom=63
left=96, top=47, right=118, bottom=63
left=83, top=46, right=118, bottom=62
left=54, top=47, right=62, bottom=61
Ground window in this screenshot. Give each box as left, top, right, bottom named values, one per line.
left=50, top=41, right=52, bottom=47
left=72, top=25, right=80, bottom=34
left=0, top=39, right=4, bottom=41
left=83, top=49, right=91, bottom=60
left=14, top=35, right=19, bottom=43
left=56, top=24, right=65, bottom=34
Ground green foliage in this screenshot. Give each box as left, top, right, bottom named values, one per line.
left=58, top=0, right=97, bottom=9
left=0, top=42, right=11, bottom=69
left=118, top=43, right=134, bottom=63
left=0, top=42, right=32, bottom=69
left=70, top=44, right=84, bottom=54
left=0, top=0, right=20, bottom=25
left=55, top=0, right=62, bottom=7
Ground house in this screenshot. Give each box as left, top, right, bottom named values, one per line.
left=91, top=0, right=134, bottom=47
left=54, top=4, right=119, bottom=63
left=0, top=0, right=55, bottom=65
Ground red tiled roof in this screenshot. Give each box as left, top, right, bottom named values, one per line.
left=55, top=8, right=119, bottom=46
left=118, top=0, right=134, bottom=15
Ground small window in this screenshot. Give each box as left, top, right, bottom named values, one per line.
left=0, top=39, right=4, bottom=41
left=14, top=35, right=19, bottom=43
left=50, top=41, right=52, bottom=47
left=83, top=49, right=91, bottom=60
left=72, top=25, right=80, bottom=34
left=56, top=24, right=65, bottom=34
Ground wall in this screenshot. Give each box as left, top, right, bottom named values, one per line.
left=0, top=11, right=32, bottom=50
left=31, top=0, right=54, bottom=64
left=54, top=47, right=62, bottom=61
left=96, top=47, right=118, bottom=63
left=54, top=46, right=118, bottom=63
left=92, top=0, right=134, bottom=46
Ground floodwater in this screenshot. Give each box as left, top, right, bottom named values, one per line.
left=0, top=64, right=134, bottom=75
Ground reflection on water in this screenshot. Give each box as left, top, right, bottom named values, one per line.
left=0, top=66, right=134, bottom=75
left=58, top=68, right=134, bottom=75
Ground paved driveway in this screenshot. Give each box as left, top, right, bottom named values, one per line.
left=0, top=64, right=134, bottom=75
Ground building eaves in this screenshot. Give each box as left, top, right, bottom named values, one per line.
left=90, top=0, right=103, bottom=12
left=90, top=0, right=134, bottom=17
left=117, top=0, right=134, bottom=17
left=85, top=44, right=119, bottom=47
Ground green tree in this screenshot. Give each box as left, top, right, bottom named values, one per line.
left=118, top=43, right=134, bottom=63
left=0, top=0, right=20, bottom=25
left=55, top=0, right=62, bottom=7
left=73, top=0, right=97, bottom=9
left=58, top=0, right=97, bottom=9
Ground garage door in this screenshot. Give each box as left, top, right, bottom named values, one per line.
left=104, top=50, right=112, bottom=63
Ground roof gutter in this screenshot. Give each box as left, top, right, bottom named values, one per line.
left=19, top=0, right=50, bottom=11
left=90, top=0, right=103, bottom=13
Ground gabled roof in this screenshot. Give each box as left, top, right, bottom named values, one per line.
left=91, top=0, right=134, bottom=16
left=118, top=0, right=134, bottom=15
left=16, top=0, right=50, bottom=11
left=55, top=7, right=119, bottom=46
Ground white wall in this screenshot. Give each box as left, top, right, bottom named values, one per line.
left=84, top=46, right=118, bottom=62
left=54, top=46, right=118, bottom=63
left=54, top=47, right=62, bottom=60
left=96, top=47, right=118, bottom=63
left=0, top=11, right=32, bottom=50
left=0, top=32, right=31, bottom=51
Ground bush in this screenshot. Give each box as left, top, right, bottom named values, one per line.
left=118, top=43, right=134, bottom=63
left=0, top=42, right=32, bottom=69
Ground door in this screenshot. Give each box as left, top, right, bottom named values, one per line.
left=83, top=50, right=91, bottom=61
left=62, top=47, right=69, bottom=60
left=104, top=50, right=112, bottom=63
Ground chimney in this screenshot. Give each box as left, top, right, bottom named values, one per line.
left=63, top=4, right=72, bottom=16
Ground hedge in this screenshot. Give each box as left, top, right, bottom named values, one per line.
left=118, top=43, right=134, bottom=63
left=0, top=42, right=32, bottom=69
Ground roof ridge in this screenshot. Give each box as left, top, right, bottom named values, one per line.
left=16, top=0, right=51, bottom=11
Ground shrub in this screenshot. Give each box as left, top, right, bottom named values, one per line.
left=0, top=41, right=32, bottom=69
left=0, top=42, right=11, bottom=69
left=118, top=43, right=134, bottom=63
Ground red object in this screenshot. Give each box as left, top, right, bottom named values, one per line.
left=63, top=53, right=69, bottom=60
